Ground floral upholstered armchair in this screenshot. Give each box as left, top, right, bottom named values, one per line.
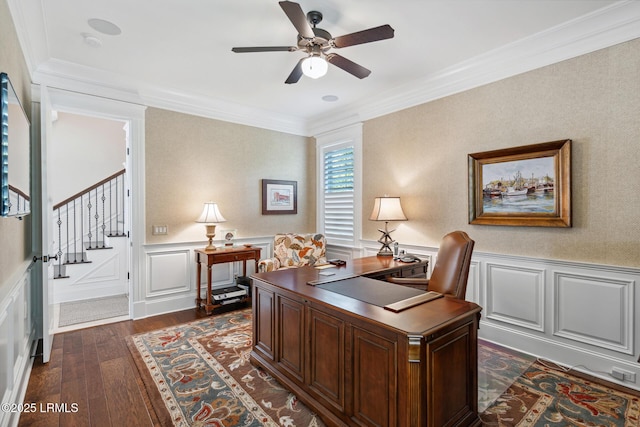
left=258, top=233, right=327, bottom=273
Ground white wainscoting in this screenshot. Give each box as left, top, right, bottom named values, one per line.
left=0, top=261, right=36, bottom=427
left=134, top=237, right=640, bottom=391
left=133, top=238, right=272, bottom=319
left=486, top=262, right=546, bottom=332
left=52, top=236, right=129, bottom=303
left=357, top=239, right=640, bottom=391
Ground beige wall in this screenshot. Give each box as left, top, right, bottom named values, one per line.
left=0, top=0, right=32, bottom=288
left=363, top=38, right=640, bottom=268
left=145, top=107, right=315, bottom=244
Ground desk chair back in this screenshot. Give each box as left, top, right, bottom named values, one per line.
left=429, top=231, right=475, bottom=299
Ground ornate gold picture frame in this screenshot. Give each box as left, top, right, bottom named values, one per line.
left=468, top=139, right=571, bottom=227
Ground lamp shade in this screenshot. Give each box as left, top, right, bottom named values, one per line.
left=301, top=56, right=328, bottom=79
left=369, top=197, right=407, bottom=222
left=196, top=202, right=227, bottom=224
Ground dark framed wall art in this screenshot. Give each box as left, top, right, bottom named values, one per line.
left=262, top=179, right=297, bottom=215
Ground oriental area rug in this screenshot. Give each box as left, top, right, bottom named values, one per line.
left=127, top=308, right=640, bottom=426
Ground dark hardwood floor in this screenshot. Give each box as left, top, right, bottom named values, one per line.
left=18, top=307, right=215, bottom=426
left=19, top=303, right=640, bottom=426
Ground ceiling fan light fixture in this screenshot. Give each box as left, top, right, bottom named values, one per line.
left=301, top=56, right=328, bottom=79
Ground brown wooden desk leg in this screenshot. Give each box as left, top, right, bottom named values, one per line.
left=206, top=264, right=213, bottom=315
left=242, top=260, right=247, bottom=277
left=196, top=253, right=202, bottom=309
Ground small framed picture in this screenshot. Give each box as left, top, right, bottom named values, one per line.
left=221, top=229, right=237, bottom=246
left=262, top=179, right=297, bottom=215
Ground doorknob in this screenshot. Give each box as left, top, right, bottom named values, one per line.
left=33, top=254, right=59, bottom=263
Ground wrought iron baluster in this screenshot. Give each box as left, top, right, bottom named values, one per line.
left=73, top=199, right=78, bottom=262
left=65, top=202, right=69, bottom=264
left=109, top=178, right=113, bottom=236
left=80, top=195, right=85, bottom=260
left=57, top=209, right=63, bottom=278
left=87, top=193, right=92, bottom=249
left=101, top=184, right=106, bottom=247
left=51, top=169, right=126, bottom=269
left=94, top=189, right=100, bottom=248
left=115, top=175, right=120, bottom=235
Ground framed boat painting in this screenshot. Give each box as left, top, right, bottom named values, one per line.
left=468, top=139, right=571, bottom=227
left=262, top=179, right=297, bottom=215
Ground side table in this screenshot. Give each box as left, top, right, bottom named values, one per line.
left=195, top=246, right=262, bottom=314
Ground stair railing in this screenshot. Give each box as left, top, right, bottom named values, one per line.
left=52, top=169, right=126, bottom=278
left=7, top=185, right=31, bottom=216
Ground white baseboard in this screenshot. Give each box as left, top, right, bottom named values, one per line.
left=479, top=321, right=640, bottom=391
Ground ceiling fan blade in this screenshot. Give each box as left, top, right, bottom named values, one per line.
left=232, top=46, right=298, bottom=53
left=326, top=53, right=371, bottom=79
left=332, top=24, right=395, bottom=48
left=279, top=1, right=315, bottom=39
left=285, top=58, right=305, bottom=84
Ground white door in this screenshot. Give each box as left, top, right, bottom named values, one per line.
left=39, top=85, right=55, bottom=363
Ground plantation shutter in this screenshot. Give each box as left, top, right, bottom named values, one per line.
left=323, top=146, right=354, bottom=244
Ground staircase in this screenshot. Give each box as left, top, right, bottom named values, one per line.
left=51, top=170, right=129, bottom=304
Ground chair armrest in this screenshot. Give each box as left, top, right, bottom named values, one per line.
left=258, top=257, right=280, bottom=273
left=387, top=277, right=430, bottom=291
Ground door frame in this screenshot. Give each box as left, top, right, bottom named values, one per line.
left=34, top=86, right=145, bottom=361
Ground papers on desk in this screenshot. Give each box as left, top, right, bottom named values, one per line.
left=318, top=270, right=335, bottom=277
left=314, top=264, right=336, bottom=270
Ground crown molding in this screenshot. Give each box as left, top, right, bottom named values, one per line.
left=10, top=1, right=640, bottom=138
left=307, top=1, right=640, bottom=136
left=29, top=59, right=308, bottom=135
left=31, top=59, right=145, bottom=105
left=137, top=87, right=308, bottom=136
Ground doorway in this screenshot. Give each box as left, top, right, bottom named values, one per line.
left=50, top=110, right=129, bottom=331
left=36, top=86, right=145, bottom=361
left=43, top=88, right=146, bottom=334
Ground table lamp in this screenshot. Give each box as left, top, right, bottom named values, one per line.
left=196, top=202, right=226, bottom=250
left=369, top=196, right=407, bottom=256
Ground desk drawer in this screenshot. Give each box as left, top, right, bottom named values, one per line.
left=400, top=263, right=427, bottom=278
left=213, top=251, right=257, bottom=264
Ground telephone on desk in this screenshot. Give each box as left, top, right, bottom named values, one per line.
left=397, top=254, right=421, bottom=263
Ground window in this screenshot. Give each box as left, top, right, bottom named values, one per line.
left=316, top=124, right=362, bottom=247
left=324, top=146, right=354, bottom=242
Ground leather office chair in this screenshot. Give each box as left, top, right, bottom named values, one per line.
left=388, top=231, right=475, bottom=300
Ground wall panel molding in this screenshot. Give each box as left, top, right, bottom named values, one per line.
left=0, top=261, right=36, bottom=427
left=475, top=252, right=640, bottom=391
left=554, top=271, right=634, bottom=354
left=135, top=238, right=271, bottom=319
left=146, top=249, right=191, bottom=297
left=485, top=263, right=545, bottom=332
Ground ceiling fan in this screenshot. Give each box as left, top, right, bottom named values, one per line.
left=231, top=1, right=394, bottom=84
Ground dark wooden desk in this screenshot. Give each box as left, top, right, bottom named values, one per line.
left=195, top=246, right=261, bottom=314
left=250, top=256, right=481, bottom=427
left=332, top=255, right=428, bottom=281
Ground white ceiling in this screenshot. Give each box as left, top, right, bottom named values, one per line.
left=8, top=0, right=640, bottom=135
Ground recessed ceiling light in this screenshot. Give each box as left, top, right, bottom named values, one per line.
left=87, top=18, right=122, bottom=36
left=322, top=95, right=339, bottom=102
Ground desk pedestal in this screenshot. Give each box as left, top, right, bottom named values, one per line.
left=251, top=263, right=481, bottom=427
